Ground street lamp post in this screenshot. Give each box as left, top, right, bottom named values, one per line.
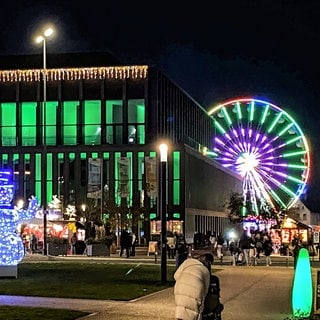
left=35, top=26, right=54, bottom=256
left=159, top=143, right=168, bottom=283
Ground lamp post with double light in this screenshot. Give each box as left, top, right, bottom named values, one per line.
left=159, top=143, right=168, bottom=283
left=35, top=26, right=54, bottom=255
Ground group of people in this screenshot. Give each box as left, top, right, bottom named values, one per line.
left=156, top=232, right=189, bottom=269
left=119, top=229, right=136, bottom=258
left=21, top=232, right=39, bottom=254
left=229, top=230, right=274, bottom=266
left=174, top=250, right=223, bottom=320
left=167, top=232, right=189, bottom=265
left=193, top=231, right=225, bottom=264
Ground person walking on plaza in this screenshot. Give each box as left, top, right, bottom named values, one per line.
left=174, top=251, right=213, bottom=320
left=209, top=231, right=217, bottom=256
left=263, top=234, right=273, bottom=266
left=228, top=238, right=238, bottom=266
left=21, top=233, right=27, bottom=255
left=290, top=233, right=303, bottom=269
left=71, top=232, right=77, bottom=255
left=167, top=232, right=177, bottom=259
left=239, top=231, right=251, bottom=266
left=30, top=232, right=38, bottom=253
left=119, top=229, right=130, bottom=258
left=130, top=231, right=136, bottom=256
left=175, top=233, right=189, bottom=269
left=193, top=231, right=202, bottom=250
left=249, top=233, right=257, bottom=266
left=216, top=233, right=224, bottom=263
left=255, top=232, right=263, bottom=260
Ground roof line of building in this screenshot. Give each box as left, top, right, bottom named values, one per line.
left=0, top=65, right=148, bottom=83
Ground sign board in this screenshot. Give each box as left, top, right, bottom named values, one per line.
left=88, top=158, right=102, bottom=197
left=147, top=241, right=158, bottom=256
left=118, top=157, right=129, bottom=197
left=145, top=156, right=157, bottom=197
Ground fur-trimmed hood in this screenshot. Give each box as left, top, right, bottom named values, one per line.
left=174, top=258, right=210, bottom=320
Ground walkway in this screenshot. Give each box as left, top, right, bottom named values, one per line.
left=1, top=252, right=320, bottom=319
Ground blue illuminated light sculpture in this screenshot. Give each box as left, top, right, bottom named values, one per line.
left=0, top=170, right=39, bottom=277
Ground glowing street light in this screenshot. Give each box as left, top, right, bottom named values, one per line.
left=35, top=25, right=54, bottom=256
left=35, top=26, right=54, bottom=147
left=159, top=143, right=168, bottom=283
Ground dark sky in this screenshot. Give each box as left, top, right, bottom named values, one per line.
left=1, top=0, right=320, bottom=209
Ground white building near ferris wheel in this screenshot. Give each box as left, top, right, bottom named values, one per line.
left=286, top=199, right=320, bottom=239
left=291, top=199, right=313, bottom=226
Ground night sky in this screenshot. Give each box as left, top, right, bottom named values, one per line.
left=1, top=1, right=320, bottom=210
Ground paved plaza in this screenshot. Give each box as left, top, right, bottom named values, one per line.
left=1, top=253, right=320, bottom=319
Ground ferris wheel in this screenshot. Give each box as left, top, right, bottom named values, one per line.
left=207, top=98, right=310, bottom=214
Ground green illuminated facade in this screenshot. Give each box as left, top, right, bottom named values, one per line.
left=0, top=53, right=242, bottom=241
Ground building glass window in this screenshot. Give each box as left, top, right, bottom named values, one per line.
left=1, top=154, right=8, bottom=178
left=58, top=153, right=64, bottom=199
left=84, top=100, right=101, bottom=145
left=80, top=153, right=87, bottom=189
left=1, top=102, right=16, bottom=146
left=138, top=152, right=144, bottom=206
left=21, top=102, right=37, bottom=146
left=106, top=100, right=123, bottom=144
left=47, top=153, right=53, bottom=204
left=106, top=100, right=123, bottom=124
left=63, top=101, right=78, bottom=145
left=24, top=154, right=31, bottom=197
left=128, top=99, right=145, bottom=123
left=46, top=101, right=58, bottom=146
left=115, top=125, right=123, bottom=144
left=173, top=151, right=180, bottom=205
left=127, top=152, right=133, bottom=207
left=106, top=125, right=113, bottom=144
left=128, top=99, right=145, bottom=145
left=35, top=153, right=42, bottom=201
left=114, top=152, right=121, bottom=206
left=103, top=152, right=110, bottom=202
left=13, top=153, right=19, bottom=193
left=128, top=125, right=136, bottom=144
left=137, top=125, right=145, bottom=144
left=68, top=153, right=76, bottom=204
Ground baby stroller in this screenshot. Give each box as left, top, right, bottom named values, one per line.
left=202, top=274, right=224, bottom=320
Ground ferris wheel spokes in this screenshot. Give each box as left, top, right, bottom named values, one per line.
left=208, top=98, right=310, bottom=212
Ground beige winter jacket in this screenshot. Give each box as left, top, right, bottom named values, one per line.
left=174, top=258, right=210, bottom=320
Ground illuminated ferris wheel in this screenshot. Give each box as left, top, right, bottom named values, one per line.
left=207, top=98, right=310, bottom=214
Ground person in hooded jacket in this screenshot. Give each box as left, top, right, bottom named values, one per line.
left=174, top=251, right=213, bottom=320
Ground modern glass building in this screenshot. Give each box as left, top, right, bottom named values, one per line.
left=0, top=52, right=242, bottom=242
